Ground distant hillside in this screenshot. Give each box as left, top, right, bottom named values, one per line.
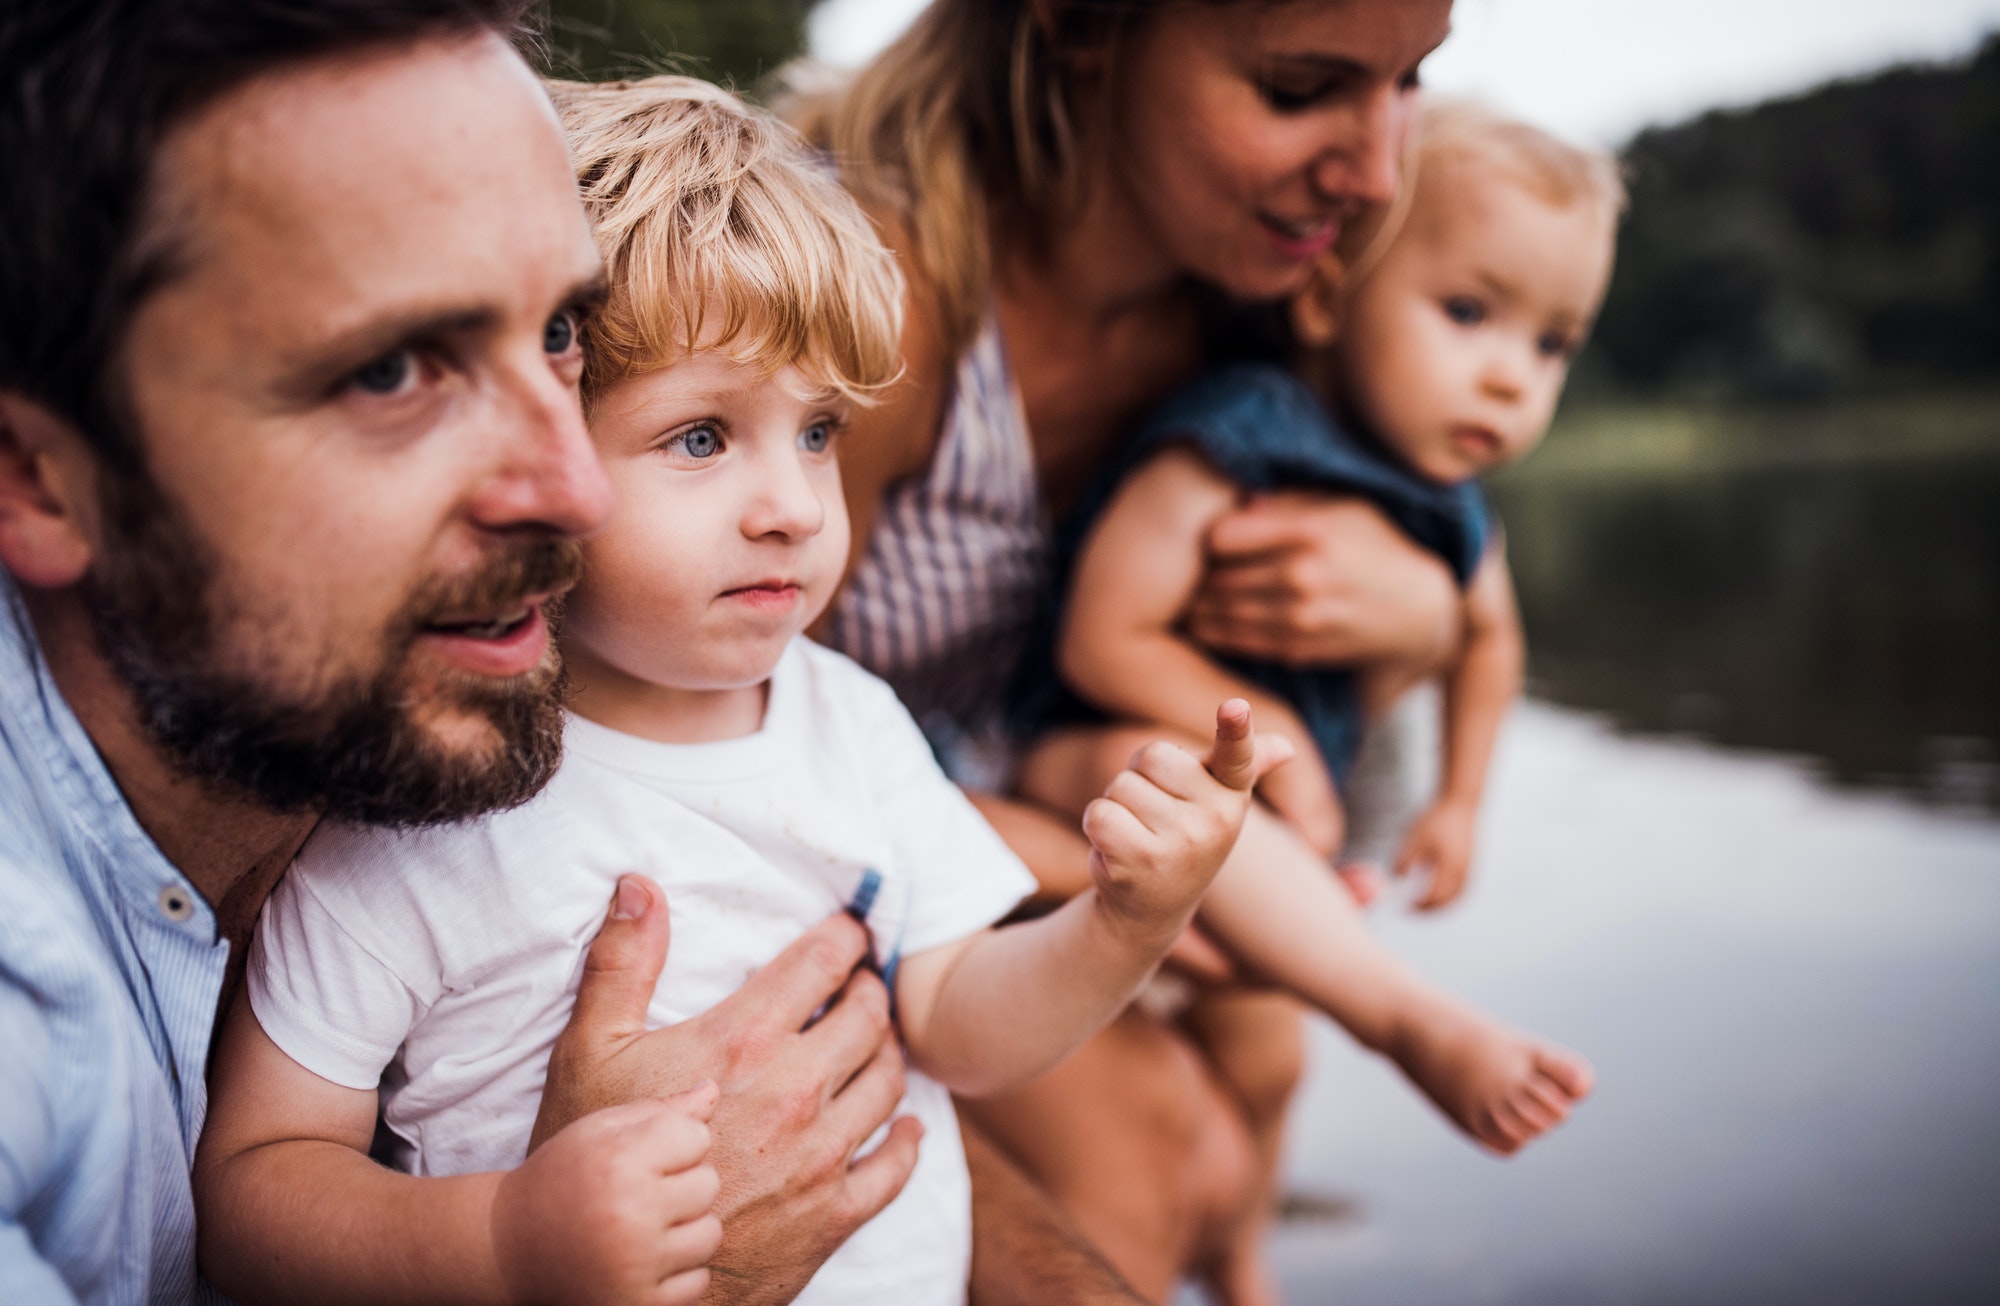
left=542, top=0, right=809, bottom=90
left=1585, top=36, right=2000, bottom=401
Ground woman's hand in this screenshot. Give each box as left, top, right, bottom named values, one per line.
left=1188, top=493, right=1462, bottom=670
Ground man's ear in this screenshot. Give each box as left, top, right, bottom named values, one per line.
left=0, top=392, right=101, bottom=588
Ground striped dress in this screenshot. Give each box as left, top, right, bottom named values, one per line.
left=824, top=319, right=1049, bottom=789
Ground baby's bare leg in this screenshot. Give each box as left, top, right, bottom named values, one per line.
left=1020, top=724, right=1594, bottom=1155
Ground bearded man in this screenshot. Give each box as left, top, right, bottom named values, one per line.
left=0, top=3, right=1140, bottom=1303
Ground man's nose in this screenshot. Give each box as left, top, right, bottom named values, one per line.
left=468, top=351, right=614, bottom=539
left=1311, top=82, right=1413, bottom=211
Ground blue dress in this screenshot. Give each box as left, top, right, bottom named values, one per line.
left=1013, top=362, right=1493, bottom=785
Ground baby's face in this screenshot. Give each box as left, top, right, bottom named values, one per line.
left=563, top=352, right=851, bottom=693
left=1333, top=167, right=1615, bottom=483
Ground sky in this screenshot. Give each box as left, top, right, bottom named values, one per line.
left=808, top=0, right=2000, bottom=146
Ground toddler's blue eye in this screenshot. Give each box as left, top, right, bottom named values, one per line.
left=1442, top=297, right=1486, bottom=327
left=1537, top=331, right=1574, bottom=359
left=679, top=426, right=721, bottom=459
left=544, top=310, right=577, bottom=355
left=351, top=349, right=414, bottom=395
left=799, top=423, right=832, bottom=454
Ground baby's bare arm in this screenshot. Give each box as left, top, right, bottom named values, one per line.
left=1395, top=548, right=1526, bottom=909
left=1060, top=449, right=1314, bottom=746
left=1440, top=549, right=1525, bottom=808
left=195, top=997, right=720, bottom=1306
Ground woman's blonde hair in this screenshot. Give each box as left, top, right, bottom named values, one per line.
left=547, top=75, right=905, bottom=406
left=784, top=0, right=1271, bottom=364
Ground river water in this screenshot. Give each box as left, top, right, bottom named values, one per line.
left=1239, top=452, right=2000, bottom=1303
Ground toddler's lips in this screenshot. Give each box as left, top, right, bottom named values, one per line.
left=721, top=582, right=802, bottom=614
left=416, top=597, right=551, bottom=678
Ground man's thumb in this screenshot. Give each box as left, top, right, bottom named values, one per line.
left=569, top=874, right=671, bottom=1043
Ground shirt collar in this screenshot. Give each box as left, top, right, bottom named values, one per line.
left=0, top=572, right=216, bottom=943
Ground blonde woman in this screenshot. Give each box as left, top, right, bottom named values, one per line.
left=787, top=2, right=1497, bottom=1301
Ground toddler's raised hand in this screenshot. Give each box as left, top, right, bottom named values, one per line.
left=493, top=1081, right=723, bottom=1306
left=1081, top=700, right=1293, bottom=940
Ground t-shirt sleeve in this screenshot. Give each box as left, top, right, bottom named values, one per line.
left=246, top=858, right=428, bottom=1092
left=837, top=659, right=1039, bottom=957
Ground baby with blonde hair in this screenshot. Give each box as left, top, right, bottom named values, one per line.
left=196, top=76, right=1282, bottom=1306
left=1015, top=99, right=1623, bottom=1155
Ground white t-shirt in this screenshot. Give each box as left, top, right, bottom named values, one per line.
left=247, top=639, right=1037, bottom=1306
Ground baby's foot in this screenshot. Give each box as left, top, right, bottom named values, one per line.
left=1385, top=1000, right=1594, bottom=1155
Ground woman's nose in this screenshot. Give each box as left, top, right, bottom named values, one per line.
left=1311, top=82, right=1413, bottom=210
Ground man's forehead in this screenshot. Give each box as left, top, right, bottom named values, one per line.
left=148, top=32, right=594, bottom=351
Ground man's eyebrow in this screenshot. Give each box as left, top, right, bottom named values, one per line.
left=280, top=303, right=503, bottom=395
left=561, top=272, right=611, bottom=318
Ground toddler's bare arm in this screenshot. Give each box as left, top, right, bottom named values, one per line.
left=194, top=997, right=720, bottom=1306
left=893, top=705, right=1287, bottom=1097
left=1396, top=547, right=1525, bottom=908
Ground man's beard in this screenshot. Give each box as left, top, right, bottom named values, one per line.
left=84, top=469, right=580, bottom=828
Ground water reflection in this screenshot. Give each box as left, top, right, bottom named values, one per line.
left=1491, top=449, right=2000, bottom=810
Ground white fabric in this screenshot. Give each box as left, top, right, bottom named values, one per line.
left=248, top=638, right=1037, bottom=1306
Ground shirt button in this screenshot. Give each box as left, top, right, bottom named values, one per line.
left=157, top=885, right=195, bottom=922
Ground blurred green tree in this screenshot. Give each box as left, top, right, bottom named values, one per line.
left=541, top=0, right=811, bottom=92
left=1586, top=35, right=2000, bottom=402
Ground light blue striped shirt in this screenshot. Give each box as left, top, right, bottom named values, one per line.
left=0, top=574, right=228, bottom=1304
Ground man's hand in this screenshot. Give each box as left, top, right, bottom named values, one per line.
left=1188, top=494, right=1461, bottom=669
left=1395, top=798, right=1479, bottom=911
left=1082, top=701, right=1292, bottom=942
left=494, top=1083, right=722, bottom=1306
left=534, top=878, right=922, bottom=1305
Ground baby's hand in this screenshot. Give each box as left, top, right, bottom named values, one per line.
left=493, top=1081, right=723, bottom=1306
left=1254, top=735, right=1346, bottom=859
left=1396, top=798, right=1479, bottom=911
left=1081, top=700, right=1293, bottom=941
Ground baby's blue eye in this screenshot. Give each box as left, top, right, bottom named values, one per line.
left=1537, top=330, right=1574, bottom=359
left=679, top=426, right=721, bottom=459
left=799, top=422, right=832, bottom=454
left=1443, top=297, right=1486, bottom=327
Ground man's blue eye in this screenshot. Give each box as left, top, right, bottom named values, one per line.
left=1443, top=297, right=1486, bottom=327
left=544, top=310, right=577, bottom=355
left=680, top=426, right=720, bottom=458
left=799, top=423, right=832, bottom=454
left=351, top=350, right=414, bottom=395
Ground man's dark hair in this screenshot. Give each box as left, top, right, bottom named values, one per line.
left=0, top=0, right=539, bottom=472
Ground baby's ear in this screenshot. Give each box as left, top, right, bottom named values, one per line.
left=1288, top=252, right=1347, bottom=349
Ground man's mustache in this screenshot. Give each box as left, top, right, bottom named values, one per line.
left=399, top=537, right=586, bottom=640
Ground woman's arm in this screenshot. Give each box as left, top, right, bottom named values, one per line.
left=194, top=997, right=719, bottom=1306
left=819, top=211, right=954, bottom=617
left=1396, top=549, right=1525, bottom=909
left=1187, top=492, right=1464, bottom=670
